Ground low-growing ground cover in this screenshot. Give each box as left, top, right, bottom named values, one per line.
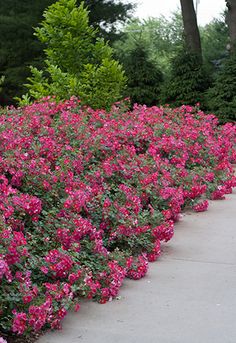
left=0, top=98, right=236, bottom=340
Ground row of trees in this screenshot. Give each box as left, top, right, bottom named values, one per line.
left=0, top=0, right=236, bottom=121
left=178, top=0, right=236, bottom=121
left=115, top=0, right=236, bottom=121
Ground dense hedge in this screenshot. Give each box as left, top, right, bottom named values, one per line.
left=0, top=98, right=235, bottom=338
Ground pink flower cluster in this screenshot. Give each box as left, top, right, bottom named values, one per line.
left=126, top=254, right=149, bottom=280
left=12, top=194, right=42, bottom=221
left=193, top=200, right=209, bottom=212
left=0, top=98, right=235, bottom=336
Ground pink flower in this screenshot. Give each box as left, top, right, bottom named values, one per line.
left=211, top=186, right=226, bottom=200
left=147, top=240, right=161, bottom=262
left=41, top=266, right=49, bottom=274
left=127, top=255, right=149, bottom=280
left=1, top=97, right=235, bottom=336
left=0, top=259, right=8, bottom=279
left=193, top=200, right=209, bottom=212
left=74, top=303, right=80, bottom=312
left=12, top=194, right=42, bottom=216
left=12, top=311, right=27, bottom=335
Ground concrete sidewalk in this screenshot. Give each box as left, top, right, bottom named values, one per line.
left=38, top=192, right=236, bottom=343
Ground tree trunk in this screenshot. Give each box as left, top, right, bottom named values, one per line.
left=226, top=0, right=236, bottom=52
left=180, top=0, right=202, bottom=57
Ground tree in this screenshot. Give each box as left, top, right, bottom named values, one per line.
left=24, top=0, right=126, bottom=109
left=160, top=1, right=208, bottom=108
left=113, top=13, right=183, bottom=75
left=0, top=0, right=134, bottom=106
left=121, top=43, right=163, bottom=106
left=179, top=0, right=202, bottom=57
left=0, top=75, right=5, bottom=94
left=0, top=0, right=55, bottom=106
left=225, top=0, right=236, bottom=51
left=206, top=54, right=236, bottom=122
left=200, top=16, right=229, bottom=70
left=161, top=49, right=209, bottom=107
left=205, top=3, right=236, bottom=122
left=80, top=0, right=134, bottom=41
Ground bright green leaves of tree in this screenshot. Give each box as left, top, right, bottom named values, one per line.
left=24, top=0, right=126, bottom=109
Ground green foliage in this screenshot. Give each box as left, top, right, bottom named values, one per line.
left=161, top=49, right=210, bottom=107
left=113, top=13, right=184, bottom=107
left=0, top=75, right=5, bottom=94
left=0, top=0, right=55, bottom=106
left=0, top=0, right=133, bottom=106
left=113, top=13, right=184, bottom=75
left=205, top=53, right=236, bottom=122
left=200, top=15, right=229, bottom=73
left=80, top=0, right=134, bottom=42
left=120, top=43, right=163, bottom=106
left=24, top=0, right=126, bottom=109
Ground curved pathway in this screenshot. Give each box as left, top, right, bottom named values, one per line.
left=38, top=191, right=236, bottom=343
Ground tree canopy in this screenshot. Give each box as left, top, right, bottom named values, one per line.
left=113, top=13, right=183, bottom=75
left=23, top=0, right=126, bottom=109
left=0, top=0, right=55, bottom=105
left=0, top=0, right=134, bottom=106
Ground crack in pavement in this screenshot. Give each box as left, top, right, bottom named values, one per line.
left=164, top=257, right=236, bottom=266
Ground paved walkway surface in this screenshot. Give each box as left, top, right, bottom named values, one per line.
left=38, top=191, right=236, bottom=343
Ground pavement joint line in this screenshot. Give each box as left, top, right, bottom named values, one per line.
left=164, top=257, right=236, bottom=266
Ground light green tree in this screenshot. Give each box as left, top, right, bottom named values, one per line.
left=23, top=0, right=126, bottom=109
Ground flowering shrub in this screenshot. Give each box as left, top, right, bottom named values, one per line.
left=0, top=98, right=235, bottom=338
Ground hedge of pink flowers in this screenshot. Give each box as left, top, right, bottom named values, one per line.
left=0, top=98, right=236, bottom=338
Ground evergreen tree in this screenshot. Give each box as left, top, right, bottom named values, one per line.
left=161, top=49, right=209, bottom=107
left=80, top=0, right=134, bottom=41
left=0, top=0, right=55, bottom=105
left=200, top=16, right=229, bottom=73
left=113, top=13, right=183, bottom=76
left=206, top=53, right=236, bottom=122
left=121, top=43, right=163, bottom=106
left=0, top=0, right=133, bottom=106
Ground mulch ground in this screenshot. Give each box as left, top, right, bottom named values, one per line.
left=0, top=330, right=42, bottom=343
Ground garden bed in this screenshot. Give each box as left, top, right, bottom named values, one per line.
left=0, top=98, right=235, bottom=341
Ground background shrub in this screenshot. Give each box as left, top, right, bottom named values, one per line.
left=205, top=53, right=236, bottom=122
left=161, top=49, right=210, bottom=107
left=120, top=43, right=163, bottom=106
